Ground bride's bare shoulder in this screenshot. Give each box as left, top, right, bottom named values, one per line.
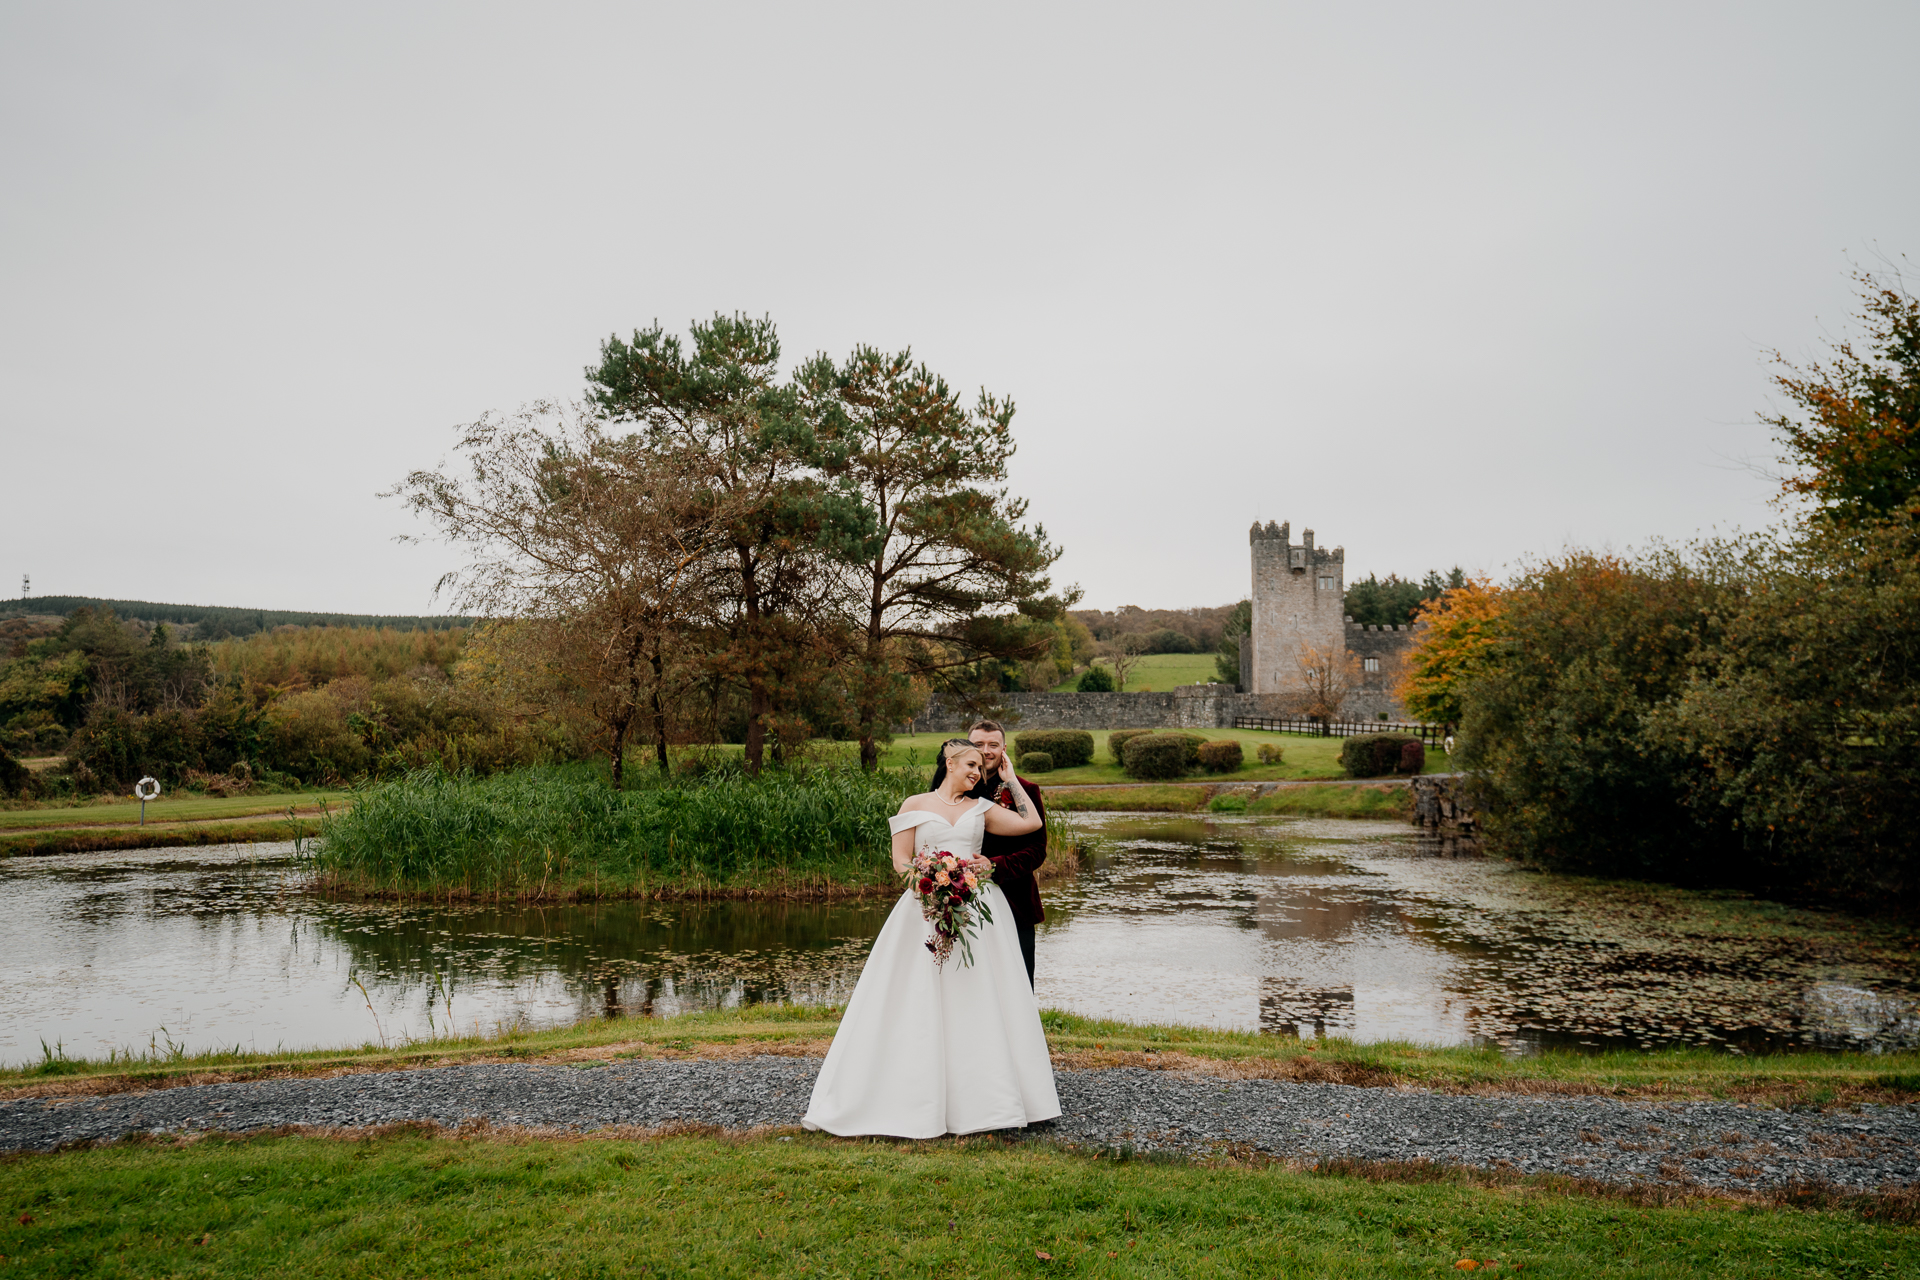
left=896, top=793, right=937, bottom=814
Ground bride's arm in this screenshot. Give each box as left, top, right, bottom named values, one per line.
left=981, top=774, right=1042, bottom=837
left=891, top=825, right=918, bottom=876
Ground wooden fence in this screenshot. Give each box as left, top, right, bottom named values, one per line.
left=1232, top=716, right=1451, bottom=748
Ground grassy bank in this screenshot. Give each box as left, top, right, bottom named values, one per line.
left=1046, top=781, right=1416, bottom=820
left=0, top=791, right=351, bottom=857
left=9, top=1126, right=1916, bottom=1278
left=0, top=816, right=324, bottom=857
left=311, top=764, right=922, bottom=900
left=12, top=1007, right=1920, bottom=1111
left=880, top=729, right=1453, bottom=785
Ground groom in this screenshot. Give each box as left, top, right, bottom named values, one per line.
left=967, top=719, right=1046, bottom=988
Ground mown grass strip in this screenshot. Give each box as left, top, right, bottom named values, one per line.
left=0, top=791, right=352, bottom=830
left=0, top=818, right=324, bottom=858
left=1049, top=785, right=1209, bottom=812
left=11, top=1006, right=1920, bottom=1109
left=3, top=1128, right=1914, bottom=1277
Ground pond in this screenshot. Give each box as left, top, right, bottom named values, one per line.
left=5, top=813, right=1918, bottom=1068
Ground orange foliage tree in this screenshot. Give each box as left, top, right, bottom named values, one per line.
left=1397, top=579, right=1504, bottom=725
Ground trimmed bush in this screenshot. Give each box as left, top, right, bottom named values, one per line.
left=1255, top=743, right=1285, bottom=765
left=1168, top=732, right=1207, bottom=768
left=1105, top=729, right=1153, bottom=765
left=1123, top=733, right=1193, bottom=780
left=1197, top=740, right=1243, bottom=774
left=1018, top=751, right=1054, bottom=773
left=1076, top=665, right=1116, bottom=692
left=1012, top=730, right=1094, bottom=769
left=1340, top=733, right=1420, bottom=778
left=1398, top=740, right=1426, bottom=775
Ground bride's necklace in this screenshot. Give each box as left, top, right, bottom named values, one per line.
left=937, top=787, right=973, bottom=808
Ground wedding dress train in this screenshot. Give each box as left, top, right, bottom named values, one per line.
left=802, top=797, right=1060, bottom=1138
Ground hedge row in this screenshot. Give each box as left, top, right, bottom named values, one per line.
left=1013, top=730, right=1094, bottom=769
left=1339, top=733, right=1424, bottom=778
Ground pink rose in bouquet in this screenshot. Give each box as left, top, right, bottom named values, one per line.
left=907, top=847, right=995, bottom=969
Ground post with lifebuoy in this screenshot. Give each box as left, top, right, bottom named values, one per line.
left=134, top=776, right=160, bottom=825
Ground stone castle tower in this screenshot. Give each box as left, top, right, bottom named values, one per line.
left=1244, top=520, right=1415, bottom=722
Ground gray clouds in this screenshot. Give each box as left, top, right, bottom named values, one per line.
left=3, top=1, right=1915, bottom=611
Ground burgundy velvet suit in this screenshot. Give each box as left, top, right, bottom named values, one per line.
left=977, top=775, right=1047, bottom=925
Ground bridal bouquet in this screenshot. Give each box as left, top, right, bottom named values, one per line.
left=908, top=849, right=995, bottom=969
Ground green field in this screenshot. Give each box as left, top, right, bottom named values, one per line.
left=1053, top=652, right=1226, bottom=692
left=879, top=729, right=1450, bottom=785
left=7, top=1127, right=1914, bottom=1279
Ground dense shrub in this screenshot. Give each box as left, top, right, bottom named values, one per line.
left=1197, top=740, right=1243, bottom=773
left=1255, top=743, right=1285, bottom=765
left=1018, top=751, right=1054, bottom=773
left=0, top=746, right=40, bottom=798
left=1123, top=733, right=1192, bottom=780
left=1167, top=732, right=1207, bottom=767
left=1398, top=740, right=1426, bottom=774
left=1143, top=628, right=1197, bottom=654
left=1105, top=729, right=1152, bottom=765
left=1012, top=730, right=1093, bottom=769
left=1339, top=733, right=1419, bottom=778
left=1461, top=550, right=1737, bottom=880
left=1076, top=665, right=1116, bottom=692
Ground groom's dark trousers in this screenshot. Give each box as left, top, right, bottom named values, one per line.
left=975, top=776, right=1047, bottom=988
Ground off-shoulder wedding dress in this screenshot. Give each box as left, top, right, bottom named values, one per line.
left=802, top=797, right=1060, bottom=1138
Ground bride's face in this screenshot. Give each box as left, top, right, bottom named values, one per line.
left=947, top=748, right=982, bottom=792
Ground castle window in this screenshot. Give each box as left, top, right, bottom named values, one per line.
left=1363, top=657, right=1379, bottom=672
left=1317, top=576, right=1334, bottom=590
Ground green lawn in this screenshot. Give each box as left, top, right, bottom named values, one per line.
left=879, top=729, right=1451, bottom=785
left=0, top=790, right=350, bottom=830
left=7, top=1126, right=1914, bottom=1278
left=1054, top=652, right=1227, bottom=692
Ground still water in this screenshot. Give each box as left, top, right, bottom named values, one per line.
left=5, top=813, right=1918, bottom=1067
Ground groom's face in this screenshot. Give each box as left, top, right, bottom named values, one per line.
left=970, top=729, right=1005, bottom=778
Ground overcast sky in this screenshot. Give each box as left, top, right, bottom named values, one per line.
left=4, top=2, right=1916, bottom=616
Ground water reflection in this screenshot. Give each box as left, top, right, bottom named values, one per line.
left=4, top=816, right=1919, bottom=1066
left=1035, top=814, right=1920, bottom=1054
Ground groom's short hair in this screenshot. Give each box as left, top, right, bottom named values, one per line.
left=968, top=719, right=1004, bottom=738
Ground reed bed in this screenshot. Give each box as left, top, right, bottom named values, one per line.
left=310, top=764, right=924, bottom=900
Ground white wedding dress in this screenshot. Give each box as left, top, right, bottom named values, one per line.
left=802, top=797, right=1061, bottom=1138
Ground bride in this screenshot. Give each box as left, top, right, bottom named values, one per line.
left=802, top=739, right=1061, bottom=1138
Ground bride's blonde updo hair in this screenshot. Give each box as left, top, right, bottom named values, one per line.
left=929, top=737, right=982, bottom=793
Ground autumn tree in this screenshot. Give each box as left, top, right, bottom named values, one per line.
left=1768, top=267, right=1920, bottom=526
left=390, top=401, right=730, bottom=786
left=797, top=345, right=1070, bottom=770
left=1105, top=632, right=1148, bottom=691
left=1397, top=579, right=1503, bottom=725
left=588, top=315, right=858, bottom=775
left=1289, top=642, right=1359, bottom=720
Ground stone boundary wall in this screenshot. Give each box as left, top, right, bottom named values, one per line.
left=909, top=686, right=1305, bottom=733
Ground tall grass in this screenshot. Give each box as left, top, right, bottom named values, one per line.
left=311, top=763, right=923, bottom=899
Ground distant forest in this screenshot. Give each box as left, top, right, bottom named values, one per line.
left=0, top=596, right=469, bottom=638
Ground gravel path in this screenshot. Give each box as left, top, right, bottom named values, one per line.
left=5, top=1059, right=1915, bottom=1193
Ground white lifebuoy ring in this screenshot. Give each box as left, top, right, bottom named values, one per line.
left=134, top=776, right=161, bottom=801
